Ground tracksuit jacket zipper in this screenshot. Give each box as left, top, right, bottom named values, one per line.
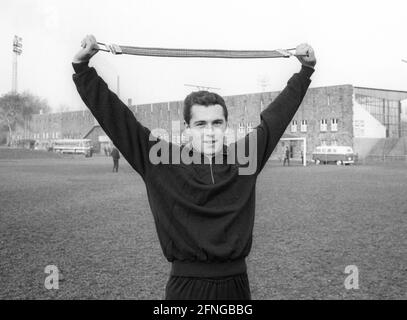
left=209, top=161, right=215, bottom=184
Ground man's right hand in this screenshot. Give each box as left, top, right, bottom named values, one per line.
left=73, top=35, right=99, bottom=64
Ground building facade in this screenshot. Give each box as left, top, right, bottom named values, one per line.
left=19, top=84, right=407, bottom=160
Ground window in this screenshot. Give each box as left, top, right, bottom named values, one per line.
left=320, top=119, right=327, bottom=132
left=247, top=122, right=253, bottom=133
left=238, top=122, right=245, bottom=133
left=331, top=118, right=338, bottom=132
left=353, top=119, right=365, bottom=137
left=291, top=120, right=298, bottom=133
left=300, top=120, right=307, bottom=132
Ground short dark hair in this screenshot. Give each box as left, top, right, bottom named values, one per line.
left=183, top=91, right=228, bottom=125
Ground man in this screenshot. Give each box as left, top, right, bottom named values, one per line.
left=110, top=146, right=120, bottom=172
left=283, top=146, right=290, bottom=166
left=72, top=35, right=316, bottom=300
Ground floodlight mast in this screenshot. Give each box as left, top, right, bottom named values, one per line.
left=12, top=35, right=23, bottom=93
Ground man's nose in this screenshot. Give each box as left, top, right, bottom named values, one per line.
left=204, top=125, right=215, bottom=135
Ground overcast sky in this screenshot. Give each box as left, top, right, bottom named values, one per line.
left=1, top=0, right=407, bottom=112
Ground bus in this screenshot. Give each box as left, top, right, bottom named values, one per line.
left=52, top=139, right=93, bottom=157
left=312, top=145, right=356, bottom=165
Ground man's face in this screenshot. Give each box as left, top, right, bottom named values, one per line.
left=186, top=104, right=227, bottom=156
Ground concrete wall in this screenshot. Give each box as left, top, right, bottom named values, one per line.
left=353, top=101, right=386, bottom=138
left=353, top=137, right=382, bottom=158
left=29, top=110, right=94, bottom=140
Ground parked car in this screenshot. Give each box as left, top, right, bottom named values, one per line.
left=312, top=146, right=356, bottom=165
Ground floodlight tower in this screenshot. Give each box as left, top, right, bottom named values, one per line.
left=12, top=35, right=23, bottom=93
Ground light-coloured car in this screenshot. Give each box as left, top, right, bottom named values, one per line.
left=312, top=146, right=356, bottom=165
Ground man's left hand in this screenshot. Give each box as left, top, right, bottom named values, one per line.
left=296, top=43, right=316, bottom=69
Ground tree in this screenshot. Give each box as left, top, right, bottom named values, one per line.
left=0, top=92, right=50, bottom=146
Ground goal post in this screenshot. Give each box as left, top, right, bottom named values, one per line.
left=280, top=136, right=307, bottom=166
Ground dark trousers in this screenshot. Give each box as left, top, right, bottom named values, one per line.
left=165, top=273, right=251, bottom=300
left=112, top=159, right=119, bottom=172
left=283, top=156, right=290, bottom=166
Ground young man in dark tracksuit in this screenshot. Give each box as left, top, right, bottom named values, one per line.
left=72, top=35, right=316, bottom=300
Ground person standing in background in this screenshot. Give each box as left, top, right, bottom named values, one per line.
left=111, top=146, right=120, bottom=172
left=283, top=146, right=290, bottom=166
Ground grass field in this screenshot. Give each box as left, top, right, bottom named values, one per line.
left=0, top=153, right=406, bottom=299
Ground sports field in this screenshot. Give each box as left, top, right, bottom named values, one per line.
left=0, top=152, right=406, bottom=299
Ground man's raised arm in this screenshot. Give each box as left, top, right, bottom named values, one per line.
left=72, top=35, right=153, bottom=178
left=254, top=43, right=316, bottom=174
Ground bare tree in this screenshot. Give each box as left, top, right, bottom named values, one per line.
left=0, top=92, right=50, bottom=146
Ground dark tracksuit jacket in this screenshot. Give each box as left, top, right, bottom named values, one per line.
left=72, top=61, right=314, bottom=290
